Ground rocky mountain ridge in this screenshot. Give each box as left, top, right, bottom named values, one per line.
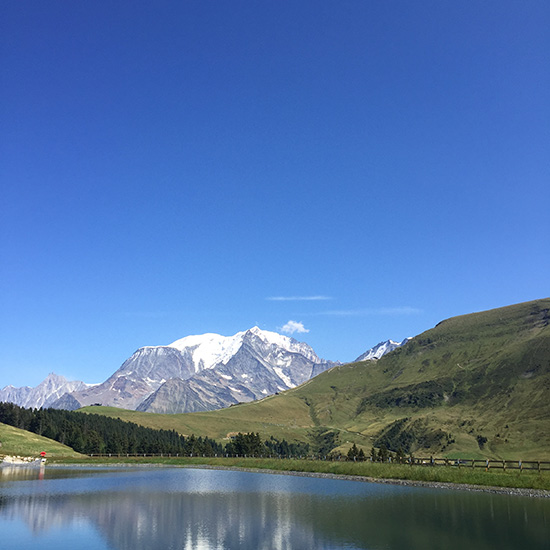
left=355, top=338, right=412, bottom=361
left=0, top=373, right=91, bottom=410
left=0, top=330, right=408, bottom=414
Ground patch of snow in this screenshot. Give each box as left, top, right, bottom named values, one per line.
left=273, top=367, right=294, bottom=388
left=145, top=377, right=165, bottom=385
left=248, top=326, right=320, bottom=362
left=168, top=332, right=246, bottom=371
left=220, top=374, right=232, bottom=380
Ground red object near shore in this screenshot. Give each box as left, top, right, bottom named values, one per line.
left=40, top=452, right=46, bottom=457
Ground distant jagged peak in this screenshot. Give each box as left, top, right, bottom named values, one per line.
left=39, top=372, right=69, bottom=384
left=355, top=337, right=412, bottom=362
left=0, top=372, right=90, bottom=410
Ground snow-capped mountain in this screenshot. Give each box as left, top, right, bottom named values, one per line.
left=3, top=330, right=411, bottom=415
left=49, top=327, right=335, bottom=413
left=0, top=373, right=91, bottom=409
left=355, top=338, right=412, bottom=362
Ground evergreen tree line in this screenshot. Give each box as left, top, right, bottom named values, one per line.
left=225, top=433, right=310, bottom=457
left=0, top=402, right=222, bottom=455
left=0, top=402, right=309, bottom=458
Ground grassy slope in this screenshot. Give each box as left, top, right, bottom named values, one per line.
left=0, top=422, right=83, bottom=458
left=79, top=391, right=314, bottom=442
left=80, top=298, right=550, bottom=459
left=290, top=297, right=550, bottom=459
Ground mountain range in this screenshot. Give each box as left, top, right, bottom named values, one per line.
left=0, top=373, right=91, bottom=410
left=1, top=328, right=405, bottom=414
left=82, top=297, right=549, bottom=458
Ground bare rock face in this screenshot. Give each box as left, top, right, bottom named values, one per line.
left=54, top=346, right=199, bottom=410
left=48, top=327, right=336, bottom=413
left=0, top=373, right=90, bottom=409
left=137, top=332, right=336, bottom=413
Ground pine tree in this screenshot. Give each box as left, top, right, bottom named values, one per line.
left=347, top=443, right=359, bottom=460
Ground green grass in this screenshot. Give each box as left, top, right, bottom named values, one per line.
left=79, top=392, right=315, bottom=442
left=0, top=422, right=83, bottom=459
left=79, top=298, right=550, bottom=460
left=51, top=455, right=550, bottom=492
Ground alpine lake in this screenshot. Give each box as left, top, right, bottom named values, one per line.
left=0, top=465, right=548, bottom=549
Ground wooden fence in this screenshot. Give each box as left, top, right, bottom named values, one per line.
left=410, top=457, right=550, bottom=471
left=86, top=453, right=550, bottom=471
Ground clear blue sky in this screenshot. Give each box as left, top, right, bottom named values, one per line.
left=1, top=1, right=549, bottom=388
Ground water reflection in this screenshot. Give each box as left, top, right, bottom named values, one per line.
left=0, top=467, right=548, bottom=550
left=0, top=464, right=45, bottom=481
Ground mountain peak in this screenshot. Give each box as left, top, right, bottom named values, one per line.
left=165, top=331, right=243, bottom=371
left=355, top=338, right=411, bottom=362
left=165, top=327, right=318, bottom=370
left=0, top=373, right=89, bottom=409
left=46, top=326, right=334, bottom=413
left=42, top=372, right=68, bottom=383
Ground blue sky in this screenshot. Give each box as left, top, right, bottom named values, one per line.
left=1, top=1, right=549, bottom=388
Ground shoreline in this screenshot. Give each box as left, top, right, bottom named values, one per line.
left=180, top=464, right=550, bottom=498
left=48, top=462, right=550, bottom=499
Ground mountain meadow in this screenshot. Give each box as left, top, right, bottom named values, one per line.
left=72, top=298, right=550, bottom=461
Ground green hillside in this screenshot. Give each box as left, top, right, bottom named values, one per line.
left=290, top=297, right=550, bottom=459
left=79, top=391, right=314, bottom=444
left=0, top=422, right=83, bottom=458
left=81, top=298, right=550, bottom=460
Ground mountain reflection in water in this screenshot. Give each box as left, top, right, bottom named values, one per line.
left=0, top=467, right=548, bottom=550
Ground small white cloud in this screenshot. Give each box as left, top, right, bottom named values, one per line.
left=280, top=320, right=310, bottom=334
left=267, top=296, right=332, bottom=301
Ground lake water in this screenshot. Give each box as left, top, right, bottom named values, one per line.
left=0, top=466, right=548, bottom=549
